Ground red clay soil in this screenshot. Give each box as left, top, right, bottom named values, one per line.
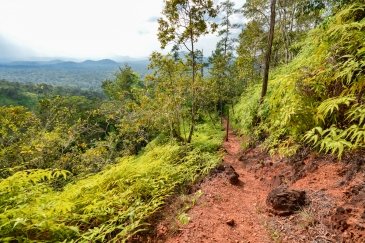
left=155, top=127, right=365, bottom=243
left=165, top=128, right=271, bottom=243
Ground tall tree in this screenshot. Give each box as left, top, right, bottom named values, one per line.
left=237, top=0, right=333, bottom=86
left=145, top=52, right=187, bottom=141
left=275, top=0, right=328, bottom=64
left=260, top=0, right=277, bottom=102
left=210, top=0, right=241, bottom=122
left=217, top=0, right=239, bottom=56
left=158, top=0, right=217, bottom=143
left=102, top=65, right=142, bottom=102
left=236, top=20, right=266, bottom=85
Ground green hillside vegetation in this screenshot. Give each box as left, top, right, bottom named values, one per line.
left=0, top=43, right=225, bottom=242
left=233, top=3, right=365, bottom=158
left=0, top=80, right=104, bottom=109
left=0, top=74, right=224, bottom=241
left=0, top=124, right=222, bottom=242
left=1, top=0, right=364, bottom=242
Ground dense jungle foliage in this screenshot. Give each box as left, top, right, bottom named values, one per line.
left=0, top=80, right=104, bottom=109
left=233, top=2, right=365, bottom=158
left=1, top=0, right=364, bottom=241
left=0, top=65, right=225, bottom=241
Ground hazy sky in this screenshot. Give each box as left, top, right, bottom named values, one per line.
left=0, top=0, right=245, bottom=60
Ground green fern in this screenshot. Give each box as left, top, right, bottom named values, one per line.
left=346, top=105, right=365, bottom=125
left=316, top=96, right=355, bottom=122
left=0, top=122, right=223, bottom=242
left=304, top=126, right=353, bottom=158
left=233, top=3, right=365, bottom=157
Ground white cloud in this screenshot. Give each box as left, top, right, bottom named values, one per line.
left=0, top=0, right=245, bottom=59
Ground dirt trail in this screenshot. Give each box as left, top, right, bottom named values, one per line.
left=158, top=124, right=365, bottom=243
left=165, top=128, right=271, bottom=243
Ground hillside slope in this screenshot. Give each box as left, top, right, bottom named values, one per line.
left=151, top=4, right=365, bottom=242
left=233, top=3, right=365, bottom=158
left=0, top=123, right=223, bottom=242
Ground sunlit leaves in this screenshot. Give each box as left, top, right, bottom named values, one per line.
left=158, top=0, right=217, bottom=50
left=302, top=4, right=365, bottom=157
left=0, top=106, right=40, bottom=149
left=0, top=125, right=223, bottom=242
left=234, top=3, right=365, bottom=158
left=304, top=126, right=352, bottom=158
left=316, top=96, right=355, bottom=122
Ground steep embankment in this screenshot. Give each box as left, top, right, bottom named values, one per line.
left=232, top=4, right=365, bottom=159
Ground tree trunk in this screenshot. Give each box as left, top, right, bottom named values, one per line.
left=260, top=0, right=277, bottom=103
left=187, top=30, right=196, bottom=143
left=201, top=49, right=204, bottom=77
left=225, top=107, right=229, bottom=142
left=219, top=98, right=223, bottom=125
left=278, top=0, right=290, bottom=64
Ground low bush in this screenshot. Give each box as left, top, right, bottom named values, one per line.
left=0, top=122, right=223, bottom=242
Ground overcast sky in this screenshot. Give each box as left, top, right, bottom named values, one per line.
left=0, top=0, right=245, bottom=60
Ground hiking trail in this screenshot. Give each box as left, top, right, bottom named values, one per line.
left=165, top=127, right=271, bottom=243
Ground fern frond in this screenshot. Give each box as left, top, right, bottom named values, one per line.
left=316, top=96, right=355, bottom=122
left=304, top=126, right=353, bottom=158
left=346, top=105, right=365, bottom=125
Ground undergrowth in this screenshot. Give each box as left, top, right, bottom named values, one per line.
left=0, top=122, right=223, bottom=242
left=233, top=3, right=365, bottom=158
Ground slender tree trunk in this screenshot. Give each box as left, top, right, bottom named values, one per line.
left=187, top=31, right=196, bottom=143
left=182, top=115, right=187, bottom=144
left=260, top=0, right=277, bottom=103
left=219, top=98, right=223, bottom=125
left=201, top=49, right=204, bottom=77
left=225, top=107, right=229, bottom=141
left=169, top=121, right=174, bottom=139
left=278, top=0, right=290, bottom=64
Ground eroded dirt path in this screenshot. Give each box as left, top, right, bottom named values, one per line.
left=165, top=128, right=271, bottom=243
left=157, top=125, right=365, bottom=243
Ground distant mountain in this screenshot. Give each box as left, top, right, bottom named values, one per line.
left=0, top=58, right=149, bottom=90
left=3, top=59, right=119, bottom=67
left=82, top=59, right=119, bottom=65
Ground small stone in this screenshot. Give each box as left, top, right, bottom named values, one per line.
left=224, top=165, right=240, bottom=185
left=216, top=164, right=225, bottom=172
left=226, top=219, right=235, bottom=226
